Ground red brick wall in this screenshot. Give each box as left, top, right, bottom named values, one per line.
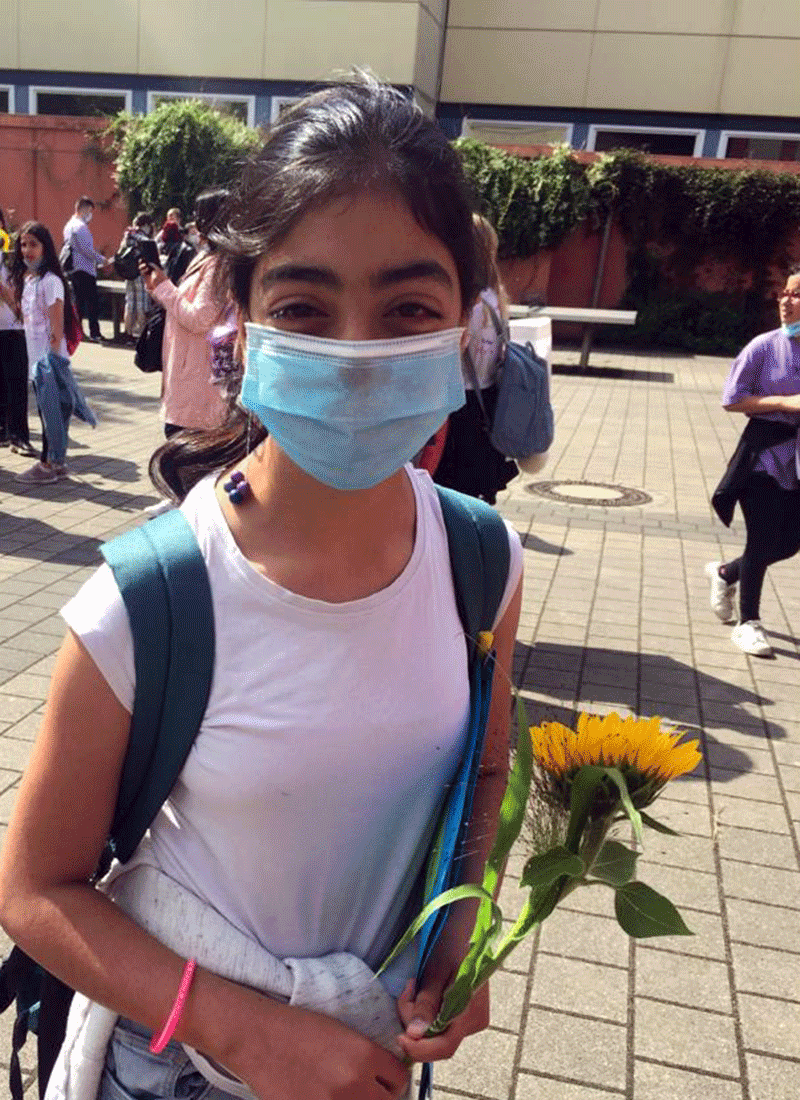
left=0, top=113, right=128, bottom=258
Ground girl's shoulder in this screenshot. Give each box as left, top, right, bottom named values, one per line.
left=35, top=271, right=65, bottom=298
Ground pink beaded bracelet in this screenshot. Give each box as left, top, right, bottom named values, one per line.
left=149, top=958, right=197, bottom=1054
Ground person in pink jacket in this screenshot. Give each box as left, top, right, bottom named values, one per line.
left=142, top=190, right=229, bottom=436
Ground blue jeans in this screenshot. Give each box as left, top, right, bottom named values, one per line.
left=99, top=1017, right=237, bottom=1100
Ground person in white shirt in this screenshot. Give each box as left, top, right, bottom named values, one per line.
left=0, top=76, right=524, bottom=1100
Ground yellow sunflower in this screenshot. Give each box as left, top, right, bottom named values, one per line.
left=531, top=712, right=702, bottom=813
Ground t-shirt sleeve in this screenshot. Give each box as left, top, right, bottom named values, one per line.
left=42, top=273, right=65, bottom=310
left=492, top=520, right=523, bottom=630
left=722, top=339, right=761, bottom=405
left=60, top=563, right=135, bottom=713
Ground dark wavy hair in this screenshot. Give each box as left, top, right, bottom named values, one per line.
left=193, top=188, right=229, bottom=250
left=150, top=73, right=484, bottom=502
left=10, top=221, right=66, bottom=305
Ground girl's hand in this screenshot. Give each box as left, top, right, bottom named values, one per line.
left=221, top=997, right=410, bottom=1100
left=396, top=978, right=490, bottom=1063
left=140, top=262, right=167, bottom=293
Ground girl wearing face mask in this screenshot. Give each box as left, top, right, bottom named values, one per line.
left=706, top=264, right=800, bottom=657
left=0, top=77, right=523, bottom=1100
left=6, top=223, right=76, bottom=482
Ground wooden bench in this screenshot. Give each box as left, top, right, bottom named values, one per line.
left=97, top=279, right=127, bottom=341
left=509, top=304, right=637, bottom=370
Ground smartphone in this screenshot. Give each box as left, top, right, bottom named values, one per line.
left=136, top=237, right=162, bottom=270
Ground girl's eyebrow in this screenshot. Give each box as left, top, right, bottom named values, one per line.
left=260, top=260, right=454, bottom=291
left=261, top=264, right=341, bottom=288
left=372, top=261, right=454, bottom=289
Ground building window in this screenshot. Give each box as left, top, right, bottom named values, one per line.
left=147, top=92, right=255, bottom=127
left=720, top=132, right=800, bottom=162
left=461, top=118, right=573, bottom=148
left=587, top=126, right=703, bottom=157
left=31, top=87, right=130, bottom=117
left=270, top=97, right=301, bottom=124
left=0, top=86, right=12, bottom=113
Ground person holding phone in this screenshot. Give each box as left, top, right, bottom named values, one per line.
left=140, top=190, right=230, bottom=437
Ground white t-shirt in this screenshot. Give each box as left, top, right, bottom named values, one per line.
left=0, top=266, right=23, bottom=331
left=62, top=467, right=523, bottom=992
left=21, top=272, right=68, bottom=373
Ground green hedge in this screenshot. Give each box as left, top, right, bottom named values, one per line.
left=107, top=100, right=260, bottom=221
left=454, top=141, right=800, bottom=353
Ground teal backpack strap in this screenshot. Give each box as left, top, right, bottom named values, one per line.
left=435, top=486, right=510, bottom=658
left=100, top=509, right=215, bottom=864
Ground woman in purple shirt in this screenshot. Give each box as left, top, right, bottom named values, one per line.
left=706, top=265, right=800, bottom=656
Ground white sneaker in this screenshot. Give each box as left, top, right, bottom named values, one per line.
left=705, top=561, right=735, bottom=622
left=731, top=620, right=774, bottom=658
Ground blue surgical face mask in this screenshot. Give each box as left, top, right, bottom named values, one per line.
left=242, top=324, right=466, bottom=491
left=782, top=320, right=800, bottom=338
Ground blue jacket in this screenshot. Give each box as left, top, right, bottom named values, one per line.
left=32, top=352, right=96, bottom=464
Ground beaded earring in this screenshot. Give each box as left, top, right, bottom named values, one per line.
left=223, top=413, right=253, bottom=505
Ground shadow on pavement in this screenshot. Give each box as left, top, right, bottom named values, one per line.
left=552, top=363, right=675, bottom=383
left=514, top=640, right=783, bottom=781
left=65, top=454, right=142, bottom=483
left=0, top=512, right=103, bottom=564
left=520, top=533, right=573, bottom=556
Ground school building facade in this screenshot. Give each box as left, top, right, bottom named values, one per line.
left=2, top=0, right=800, bottom=161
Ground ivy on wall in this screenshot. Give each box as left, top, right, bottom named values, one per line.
left=106, top=100, right=259, bottom=221
left=454, top=141, right=800, bottom=352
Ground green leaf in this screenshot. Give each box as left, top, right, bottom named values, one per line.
left=640, top=811, right=680, bottom=836
left=521, top=846, right=585, bottom=890
left=376, top=884, right=497, bottom=975
left=480, top=692, right=534, bottom=901
left=614, top=881, right=693, bottom=938
left=590, top=840, right=638, bottom=886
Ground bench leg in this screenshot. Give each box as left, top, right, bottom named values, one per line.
left=579, top=323, right=595, bottom=371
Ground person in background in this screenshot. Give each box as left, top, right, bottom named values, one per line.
left=10, top=222, right=92, bottom=482
left=141, top=189, right=230, bottom=436
left=0, top=207, right=35, bottom=456
left=155, top=207, right=183, bottom=247
left=432, top=213, right=519, bottom=503
left=63, top=196, right=108, bottom=343
left=118, top=212, right=155, bottom=343
left=160, top=221, right=196, bottom=286
left=706, top=263, right=800, bottom=657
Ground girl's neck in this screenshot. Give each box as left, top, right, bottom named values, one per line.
left=246, top=438, right=411, bottom=543
left=217, top=439, right=417, bottom=600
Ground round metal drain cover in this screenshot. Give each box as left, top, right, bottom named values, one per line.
left=526, top=480, right=652, bottom=508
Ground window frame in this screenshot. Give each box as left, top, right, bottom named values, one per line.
left=586, top=124, right=705, bottom=158
left=717, top=129, right=800, bottom=161
left=0, top=85, right=14, bottom=114
left=460, top=116, right=574, bottom=147
left=146, top=90, right=255, bottom=128
left=270, top=96, right=302, bottom=124
left=30, top=85, right=131, bottom=116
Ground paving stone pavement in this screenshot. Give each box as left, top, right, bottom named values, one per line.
left=0, top=336, right=798, bottom=1100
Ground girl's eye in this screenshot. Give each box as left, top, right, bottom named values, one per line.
left=391, top=303, right=443, bottom=320
left=268, top=302, right=325, bottom=322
